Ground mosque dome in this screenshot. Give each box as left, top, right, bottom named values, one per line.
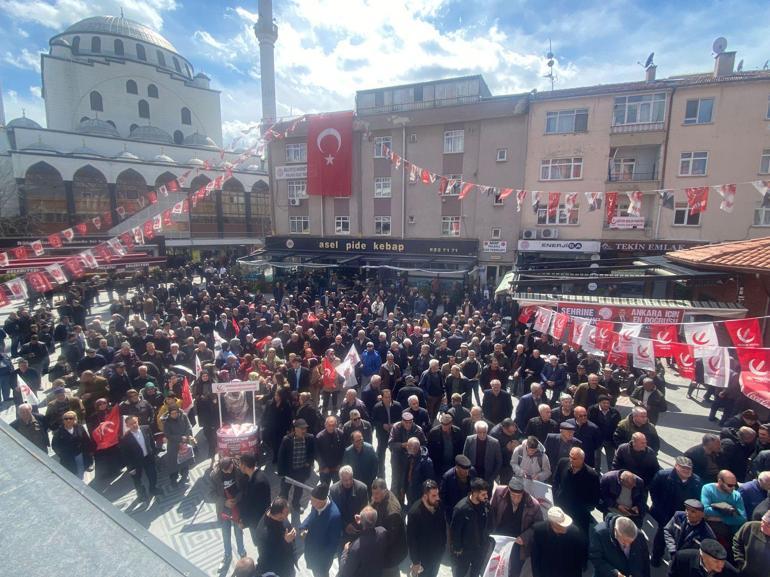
left=77, top=117, right=121, bottom=138
left=62, top=16, right=179, bottom=53
left=128, top=125, right=173, bottom=144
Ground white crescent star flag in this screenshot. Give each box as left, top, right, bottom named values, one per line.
left=582, top=325, right=604, bottom=355
left=617, top=323, right=642, bottom=354
left=631, top=337, right=656, bottom=371
left=336, top=345, right=360, bottom=389
left=683, top=322, right=718, bottom=357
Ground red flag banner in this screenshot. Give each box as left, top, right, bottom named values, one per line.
left=306, top=111, right=354, bottom=196
left=551, top=312, right=570, bottom=341
left=605, top=191, right=618, bottom=224
left=75, top=223, right=88, bottom=235
left=27, top=271, right=53, bottom=294
left=0, top=288, right=9, bottom=308
left=48, top=233, right=62, bottom=248
left=533, top=307, right=554, bottom=334
left=670, top=342, right=696, bottom=380
left=64, top=257, right=84, bottom=278
left=595, top=320, right=614, bottom=350
left=11, top=246, right=27, bottom=260
left=255, top=335, right=272, bottom=352
left=547, top=192, right=560, bottom=218
left=724, top=318, right=762, bottom=348
left=181, top=377, right=193, bottom=412
left=607, top=333, right=628, bottom=367
left=650, top=324, right=678, bottom=356
left=459, top=182, right=475, bottom=200
left=518, top=305, right=537, bottom=325
left=570, top=317, right=590, bottom=349
left=685, top=187, right=709, bottom=215
left=92, top=405, right=121, bottom=450
left=736, top=347, right=770, bottom=409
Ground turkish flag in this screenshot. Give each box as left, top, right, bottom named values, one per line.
left=670, top=342, right=696, bottom=380
left=607, top=333, right=628, bottom=367
left=306, top=111, right=354, bottom=196
left=736, top=347, right=770, bottom=409
left=651, top=324, right=678, bottom=356
left=92, top=405, right=121, bottom=450
left=547, top=192, right=560, bottom=218
left=551, top=312, right=570, bottom=341
left=724, top=318, right=762, bottom=348
left=685, top=187, right=709, bottom=215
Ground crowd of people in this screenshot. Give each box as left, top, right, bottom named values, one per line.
left=2, top=264, right=770, bottom=577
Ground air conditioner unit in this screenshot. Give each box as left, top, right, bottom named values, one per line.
left=522, top=228, right=537, bottom=240
left=540, top=228, right=560, bottom=239
left=289, top=198, right=301, bottom=206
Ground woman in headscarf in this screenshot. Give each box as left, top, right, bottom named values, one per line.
left=161, top=405, right=193, bottom=486
left=261, top=385, right=293, bottom=464
left=193, top=369, right=220, bottom=469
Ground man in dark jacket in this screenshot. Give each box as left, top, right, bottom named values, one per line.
left=589, top=513, right=650, bottom=577
left=531, top=506, right=587, bottom=577
left=440, top=454, right=477, bottom=522
left=371, top=389, right=402, bottom=475
left=514, top=383, right=545, bottom=431
left=630, top=377, right=667, bottom=424
left=598, top=470, right=646, bottom=525
left=552, top=447, right=600, bottom=531
left=613, top=407, right=660, bottom=453
left=330, top=466, right=369, bottom=546
left=684, top=433, right=730, bottom=484
left=588, top=396, right=621, bottom=472
left=371, top=478, right=407, bottom=577
left=238, top=453, right=272, bottom=545
left=481, top=379, right=513, bottom=425
left=450, top=477, right=490, bottom=577
left=338, top=506, right=388, bottom=577
left=299, top=483, right=342, bottom=577
left=406, top=480, right=446, bottom=577
left=427, top=413, right=464, bottom=478
left=525, top=403, right=558, bottom=443
left=669, top=538, right=738, bottom=577
left=10, top=403, right=48, bottom=452
left=277, top=418, right=316, bottom=511
left=315, top=415, right=345, bottom=485
left=254, top=498, right=297, bottom=577
left=612, top=432, right=661, bottom=488
left=119, top=415, right=158, bottom=500
left=388, top=412, right=427, bottom=498
left=402, top=439, right=435, bottom=507
left=663, top=499, right=716, bottom=562
left=210, top=457, right=248, bottom=568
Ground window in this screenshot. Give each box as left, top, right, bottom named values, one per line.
left=679, top=151, right=708, bottom=176
left=761, top=149, right=770, bottom=174
left=612, top=158, right=636, bottom=181
left=335, top=216, right=350, bottom=235
left=185, top=63, right=192, bottom=77
left=496, top=148, right=508, bottom=162
left=444, top=130, right=464, bottom=153
left=138, top=99, right=150, bottom=119
left=156, top=50, right=166, bottom=67
left=89, top=91, right=103, bottom=112
left=414, top=85, right=423, bottom=101
left=136, top=43, right=146, bottom=61
left=106, top=120, right=116, bottom=128
left=375, top=216, right=391, bottom=236
left=181, top=107, right=191, bottom=125
left=285, top=143, right=307, bottom=162
left=173, top=130, right=184, bottom=145
left=289, top=216, right=309, bottom=234
left=147, top=84, right=159, bottom=98
left=114, top=39, right=124, bottom=55
left=537, top=204, right=579, bottom=225
left=374, top=136, right=392, bottom=158
left=442, top=216, right=461, bottom=236
left=72, top=36, right=80, bottom=54
left=91, top=36, right=101, bottom=53
left=673, top=203, right=701, bottom=226
left=443, top=174, right=462, bottom=196
left=684, top=98, right=714, bottom=124
left=374, top=91, right=384, bottom=107
left=374, top=177, right=392, bottom=198
left=126, top=80, right=138, bottom=94
left=491, top=227, right=502, bottom=239
left=754, top=205, right=770, bottom=226
left=493, top=193, right=504, bottom=206
left=173, top=56, right=181, bottom=73
left=540, top=157, right=583, bottom=180
left=545, top=108, right=588, bottom=134
left=613, top=92, right=666, bottom=125
left=287, top=179, right=307, bottom=200
left=129, top=123, right=138, bottom=133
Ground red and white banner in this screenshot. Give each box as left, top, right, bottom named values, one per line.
left=626, top=191, right=643, bottom=217
left=632, top=337, right=656, bottom=371
left=715, top=184, right=736, bottom=213
left=556, top=303, right=684, bottom=323
left=570, top=316, right=590, bottom=349
left=6, top=277, right=27, bottom=300
left=547, top=192, right=560, bottom=218
left=683, top=322, right=718, bottom=356
left=515, top=189, right=527, bottom=213
left=724, top=317, right=762, bottom=348
left=306, top=111, right=354, bottom=197
left=736, top=347, right=770, bottom=409
left=45, top=263, right=68, bottom=285
left=518, top=305, right=538, bottom=325
left=670, top=342, right=696, bottom=380
left=27, top=271, right=52, bottom=294
left=595, top=320, right=614, bottom=350
left=617, top=323, right=642, bottom=353
left=703, top=347, right=730, bottom=388
left=685, top=186, right=709, bottom=215
left=605, top=191, right=618, bottom=223
left=651, top=324, right=678, bottom=356
left=550, top=312, right=570, bottom=341
left=533, top=307, right=554, bottom=334
left=607, top=333, right=628, bottom=366
left=583, top=325, right=604, bottom=355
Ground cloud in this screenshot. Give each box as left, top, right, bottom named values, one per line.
left=29, top=86, right=41, bottom=98
left=0, top=0, right=179, bottom=32
left=3, top=48, right=42, bottom=72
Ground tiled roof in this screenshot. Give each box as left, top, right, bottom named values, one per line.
left=666, top=236, right=770, bottom=272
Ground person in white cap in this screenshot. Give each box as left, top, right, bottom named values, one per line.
left=530, top=506, right=587, bottom=577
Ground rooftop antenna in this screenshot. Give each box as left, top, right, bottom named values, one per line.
left=120, top=8, right=124, bottom=18
left=638, top=52, right=655, bottom=69
left=712, top=37, right=728, bottom=55
left=544, top=39, right=555, bottom=91
left=737, top=59, right=744, bottom=72
left=764, top=60, right=769, bottom=70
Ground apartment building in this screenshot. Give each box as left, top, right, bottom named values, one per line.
left=267, top=76, right=529, bottom=288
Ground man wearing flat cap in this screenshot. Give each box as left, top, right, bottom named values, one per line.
left=299, top=483, right=342, bottom=577
left=277, top=418, right=315, bottom=512
left=545, top=420, right=582, bottom=467
left=663, top=499, right=716, bottom=563
left=669, top=538, right=738, bottom=577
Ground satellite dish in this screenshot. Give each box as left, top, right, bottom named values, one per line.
left=737, top=59, right=744, bottom=71
left=712, top=37, right=728, bottom=54
left=644, top=52, right=655, bottom=68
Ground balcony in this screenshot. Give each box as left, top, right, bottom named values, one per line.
left=610, top=121, right=665, bottom=134
left=607, top=167, right=659, bottom=182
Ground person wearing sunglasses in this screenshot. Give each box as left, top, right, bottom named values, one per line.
left=701, top=469, right=747, bottom=542
left=51, top=410, right=94, bottom=480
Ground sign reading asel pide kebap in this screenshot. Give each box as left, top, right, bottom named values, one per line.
left=266, top=236, right=478, bottom=257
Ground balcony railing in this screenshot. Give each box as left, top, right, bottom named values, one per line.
left=356, top=95, right=481, bottom=115
left=607, top=167, right=658, bottom=182
left=610, top=121, right=665, bottom=134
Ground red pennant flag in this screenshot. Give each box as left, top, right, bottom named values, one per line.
left=570, top=317, right=590, bottom=349
left=736, top=347, right=770, bottom=409
left=595, top=320, right=614, bottom=350
left=255, top=335, right=272, bottom=352
left=607, top=333, right=628, bottom=367
left=102, top=212, right=113, bottom=227
left=0, top=288, right=9, bottom=308
left=143, top=220, right=155, bottom=239
left=670, top=342, right=696, bottom=380
left=119, top=232, right=134, bottom=251
left=31, top=240, right=44, bottom=256
left=181, top=377, right=193, bottom=412
left=92, top=405, right=121, bottom=450
left=650, top=324, right=678, bottom=356
left=0, top=252, right=8, bottom=267
left=48, top=233, right=63, bottom=249
left=458, top=182, right=475, bottom=200
left=724, top=318, right=762, bottom=348
left=605, top=191, right=618, bottom=224
left=6, top=278, right=28, bottom=300
left=498, top=188, right=514, bottom=200
left=232, top=317, right=239, bottom=333
left=11, top=246, right=27, bottom=260
left=547, top=192, right=560, bottom=217
left=420, top=169, right=431, bottom=184
left=306, top=111, right=354, bottom=196
left=95, top=244, right=113, bottom=263
left=27, top=271, right=53, bottom=294
left=167, top=179, right=179, bottom=192
left=75, top=223, right=88, bottom=235
left=64, top=257, right=84, bottom=278
left=438, top=177, right=448, bottom=195
left=162, top=209, right=173, bottom=227
left=685, top=187, right=709, bottom=215
left=517, top=305, right=537, bottom=325
left=551, top=312, right=570, bottom=340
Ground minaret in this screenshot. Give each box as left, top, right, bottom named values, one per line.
left=254, top=0, right=278, bottom=126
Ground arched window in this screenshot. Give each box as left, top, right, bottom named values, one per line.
left=138, top=99, right=150, bottom=119
left=129, top=123, right=139, bottom=133
left=72, top=36, right=80, bottom=54
left=184, top=63, right=192, bottom=77
left=156, top=50, right=166, bottom=67
left=136, top=43, right=146, bottom=61
left=114, top=39, right=124, bottom=55
left=91, top=36, right=101, bottom=53
left=172, top=56, right=181, bottom=73
left=181, top=107, right=191, bottom=125
left=126, top=79, right=137, bottom=94
left=147, top=84, right=159, bottom=98
left=90, top=91, right=103, bottom=112
left=173, top=130, right=184, bottom=144
left=80, top=116, right=89, bottom=123
left=106, top=120, right=116, bottom=128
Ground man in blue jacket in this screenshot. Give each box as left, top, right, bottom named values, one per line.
left=540, top=355, right=567, bottom=405
left=360, top=342, right=381, bottom=390
left=300, top=483, right=342, bottom=577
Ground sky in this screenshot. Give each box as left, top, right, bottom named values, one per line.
left=1, top=0, right=770, bottom=147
